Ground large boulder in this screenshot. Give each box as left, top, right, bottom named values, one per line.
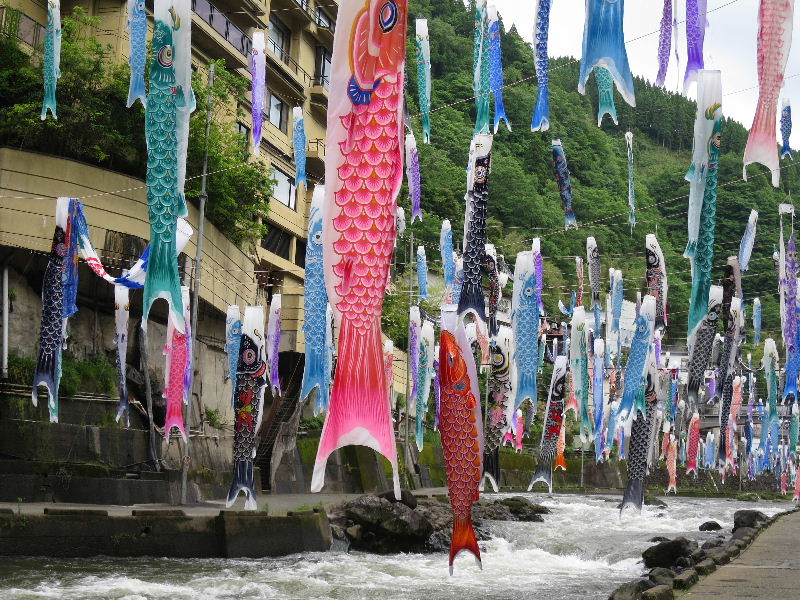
left=496, top=496, right=550, bottom=521
left=701, top=536, right=725, bottom=550
left=608, top=578, right=654, bottom=600
left=642, top=585, right=674, bottom=600
left=642, top=537, right=697, bottom=569
left=648, top=567, right=676, bottom=586
left=343, top=495, right=433, bottom=553
left=699, top=521, right=721, bottom=531
left=733, top=510, right=767, bottom=532
left=377, top=489, right=418, bottom=509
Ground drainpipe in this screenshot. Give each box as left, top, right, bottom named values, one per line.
left=2, top=259, right=9, bottom=379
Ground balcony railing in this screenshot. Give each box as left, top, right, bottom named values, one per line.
left=267, top=36, right=313, bottom=86
left=0, top=6, right=45, bottom=50
left=293, top=0, right=312, bottom=14
left=192, top=0, right=252, bottom=57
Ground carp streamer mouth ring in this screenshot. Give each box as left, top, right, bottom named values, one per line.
left=158, top=45, right=173, bottom=68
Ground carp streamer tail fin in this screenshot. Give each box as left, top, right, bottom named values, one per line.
left=226, top=459, right=257, bottom=510
left=458, top=282, right=487, bottom=324
left=515, top=368, right=538, bottom=413
left=299, top=348, right=328, bottom=408
left=449, top=517, right=482, bottom=575
left=164, top=390, right=187, bottom=442
left=142, top=236, right=184, bottom=332
left=620, top=478, right=644, bottom=514
left=527, top=463, right=553, bottom=493
left=531, top=89, right=550, bottom=132
left=312, top=318, right=400, bottom=500
left=744, top=97, right=780, bottom=187
left=127, top=72, right=146, bottom=109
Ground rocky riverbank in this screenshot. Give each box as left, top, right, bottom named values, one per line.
left=608, top=508, right=798, bottom=600
left=328, top=491, right=550, bottom=554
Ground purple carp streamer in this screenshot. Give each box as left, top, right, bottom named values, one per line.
left=406, top=131, right=422, bottom=223
left=578, top=0, right=636, bottom=108
left=743, top=0, right=795, bottom=187
left=266, top=294, right=282, bottom=397
left=531, top=0, right=552, bottom=131
left=487, top=4, right=510, bottom=133
left=781, top=99, right=793, bottom=159
left=656, top=0, right=673, bottom=86
left=251, top=32, right=266, bottom=155
left=683, top=0, right=707, bottom=93
left=552, top=139, right=577, bottom=229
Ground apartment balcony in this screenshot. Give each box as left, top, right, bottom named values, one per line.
left=0, top=5, right=45, bottom=51
left=306, top=138, right=325, bottom=170
left=266, top=36, right=313, bottom=94
left=309, top=76, right=329, bottom=105
left=191, top=0, right=252, bottom=68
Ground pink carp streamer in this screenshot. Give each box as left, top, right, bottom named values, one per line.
left=656, top=0, right=673, bottom=86
left=687, top=412, right=701, bottom=475
left=315, top=0, right=407, bottom=500
left=743, top=0, right=795, bottom=187
left=666, top=436, right=678, bottom=493
left=683, top=0, right=707, bottom=92
left=164, top=287, right=191, bottom=442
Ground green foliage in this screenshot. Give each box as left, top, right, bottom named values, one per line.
left=59, top=353, right=117, bottom=397
left=0, top=8, right=273, bottom=246
left=391, top=0, right=794, bottom=352
left=204, top=408, right=227, bottom=430
left=6, top=350, right=35, bottom=384
left=299, top=416, right=325, bottom=430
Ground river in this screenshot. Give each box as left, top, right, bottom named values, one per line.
left=0, top=493, right=787, bottom=600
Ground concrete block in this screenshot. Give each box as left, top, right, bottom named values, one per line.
left=672, top=569, right=698, bottom=590
left=44, top=508, right=108, bottom=516
left=642, top=585, right=674, bottom=600
left=695, top=559, right=716, bottom=575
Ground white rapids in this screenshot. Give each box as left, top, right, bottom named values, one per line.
left=0, top=494, right=786, bottom=600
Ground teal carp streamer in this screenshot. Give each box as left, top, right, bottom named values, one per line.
left=41, top=0, right=62, bottom=120
left=143, top=10, right=188, bottom=331
left=473, top=0, right=491, bottom=135
left=595, top=66, right=618, bottom=127
left=416, top=19, right=432, bottom=143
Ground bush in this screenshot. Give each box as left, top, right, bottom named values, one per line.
left=6, top=350, right=35, bottom=384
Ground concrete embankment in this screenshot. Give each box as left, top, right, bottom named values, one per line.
left=0, top=506, right=331, bottom=558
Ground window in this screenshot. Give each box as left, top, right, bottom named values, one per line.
left=295, top=240, right=306, bottom=269
left=268, top=15, right=290, bottom=60
left=316, top=8, right=332, bottom=30
left=261, top=226, right=293, bottom=261
left=236, top=121, right=250, bottom=140
left=268, top=92, right=289, bottom=132
left=272, top=166, right=297, bottom=210
left=315, top=46, right=332, bottom=89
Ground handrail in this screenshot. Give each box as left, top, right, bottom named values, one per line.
left=266, top=35, right=313, bottom=86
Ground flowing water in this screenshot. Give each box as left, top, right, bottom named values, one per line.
left=0, top=494, right=787, bottom=600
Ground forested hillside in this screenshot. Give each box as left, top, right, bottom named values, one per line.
left=388, top=0, right=796, bottom=351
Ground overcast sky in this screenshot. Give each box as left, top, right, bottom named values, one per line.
left=493, top=0, right=800, bottom=148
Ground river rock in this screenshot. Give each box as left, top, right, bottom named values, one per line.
left=343, top=495, right=433, bottom=553
left=644, top=496, right=668, bottom=508
left=648, top=567, right=676, bottom=586
left=642, top=537, right=697, bottom=569
left=733, top=510, right=767, bottom=532
left=377, top=489, right=418, bottom=509
left=695, top=559, right=716, bottom=575
left=672, top=569, right=698, bottom=590
left=731, top=526, right=756, bottom=541
left=705, top=549, right=730, bottom=565
left=495, top=496, right=550, bottom=521
left=641, top=585, right=674, bottom=600
left=689, top=549, right=706, bottom=563
left=701, top=536, right=725, bottom=550
left=648, top=536, right=670, bottom=543
left=699, top=521, right=721, bottom=531
left=608, top=578, right=654, bottom=600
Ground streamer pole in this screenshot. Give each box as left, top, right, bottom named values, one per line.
left=181, top=64, right=215, bottom=505
left=404, top=232, right=414, bottom=481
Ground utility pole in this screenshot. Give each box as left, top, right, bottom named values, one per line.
left=181, top=64, right=215, bottom=505
left=404, top=232, right=414, bottom=483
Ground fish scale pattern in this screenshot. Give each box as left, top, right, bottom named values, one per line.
left=332, top=79, right=402, bottom=329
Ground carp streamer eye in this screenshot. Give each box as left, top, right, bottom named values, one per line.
left=158, top=45, right=174, bottom=67
left=379, top=1, right=398, bottom=33
left=242, top=348, right=256, bottom=365
left=313, top=231, right=322, bottom=245
left=454, top=381, right=466, bottom=391
left=524, top=287, right=534, bottom=297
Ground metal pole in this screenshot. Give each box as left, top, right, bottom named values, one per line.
left=181, top=63, right=215, bottom=505
left=404, top=232, right=414, bottom=481
left=2, top=262, right=8, bottom=379
left=140, top=328, right=160, bottom=471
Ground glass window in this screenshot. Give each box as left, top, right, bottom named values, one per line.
left=268, top=15, right=290, bottom=59
left=261, top=227, right=292, bottom=261
left=295, top=240, right=306, bottom=269
left=272, top=166, right=297, bottom=210
left=236, top=121, right=250, bottom=139
left=316, top=8, right=332, bottom=29
left=268, top=93, right=289, bottom=132
left=315, top=46, right=332, bottom=89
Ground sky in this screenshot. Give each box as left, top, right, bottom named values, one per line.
left=492, top=0, right=800, bottom=149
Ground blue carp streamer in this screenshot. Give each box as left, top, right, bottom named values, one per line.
left=487, top=4, right=510, bottom=133
left=552, top=140, right=577, bottom=229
